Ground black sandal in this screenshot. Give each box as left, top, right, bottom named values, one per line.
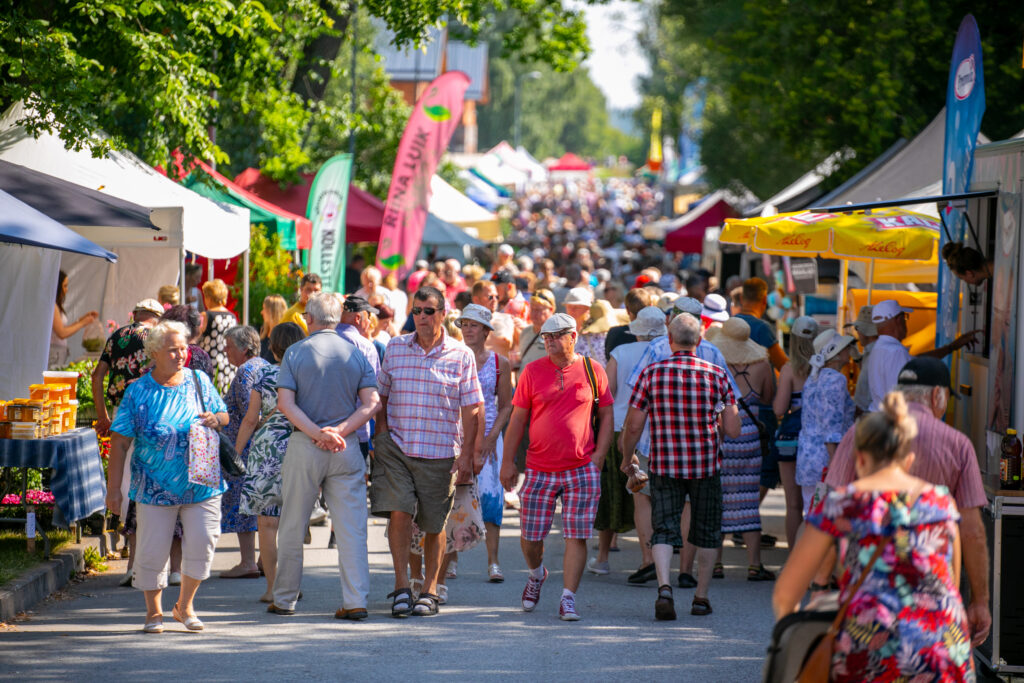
left=691, top=597, right=712, bottom=616
left=747, top=564, right=776, bottom=582
left=412, top=592, right=440, bottom=616
left=388, top=588, right=414, bottom=618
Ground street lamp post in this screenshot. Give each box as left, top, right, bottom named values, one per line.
left=513, top=71, right=541, bottom=150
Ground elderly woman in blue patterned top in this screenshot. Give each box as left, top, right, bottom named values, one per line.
left=105, top=321, right=228, bottom=634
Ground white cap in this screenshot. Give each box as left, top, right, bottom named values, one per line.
left=564, top=287, right=594, bottom=307
left=498, top=244, right=515, bottom=256
left=791, top=316, right=819, bottom=339
left=819, top=333, right=860, bottom=362
left=540, top=313, right=576, bottom=334
left=455, top=303, right=494, bottom=330
left=701, top=293, right=730, bottom=322
left=871, top=299, right=912, bottom=324
left=630, top=306, right=668, bottom=338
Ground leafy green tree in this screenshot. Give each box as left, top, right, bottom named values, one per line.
left=0, top=0, right=605, bottom=179
left=639, top=0, right=1024, bottom=198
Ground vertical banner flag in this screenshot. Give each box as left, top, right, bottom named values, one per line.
left=377, top=71, right=471, bottom=276
left=937, top=14, right=985, bottom=356
left=306, top=154, right=354, bottom=293
left=647, top=107, right=663, bottom=172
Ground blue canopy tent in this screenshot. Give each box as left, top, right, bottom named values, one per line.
left=0, top=189, right=125, bottom=397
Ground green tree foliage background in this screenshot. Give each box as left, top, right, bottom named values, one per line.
left=638, top=0, right=1024, bottom=199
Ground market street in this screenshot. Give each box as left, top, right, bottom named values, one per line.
left=0, top=494, right=788, bottom=682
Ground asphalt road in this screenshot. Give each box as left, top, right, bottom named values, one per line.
left=0, top=494, right=792, bottom=682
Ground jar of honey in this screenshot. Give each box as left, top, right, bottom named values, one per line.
left=29, top=384, right=51, bottom=401
left=0, top=421, right=11, bottom=439
left=67, top=400, right=79, bottom=430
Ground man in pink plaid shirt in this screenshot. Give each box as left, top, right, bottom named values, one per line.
left=372, top=286, right=483, bottom=618
left=501, top=312, right=614, bottom=622
left=621, top=313, right=740, bottom=621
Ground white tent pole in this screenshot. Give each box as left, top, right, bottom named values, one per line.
left=242, top=249, right=250, bottom=326
left=837, top=258, right=849, bottom=330
left=179, top=248, right=186, bottom=297
left=867, top=259, right=875, bottom=304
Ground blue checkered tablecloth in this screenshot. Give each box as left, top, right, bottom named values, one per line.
left=0, top=428, right=106, bottom=525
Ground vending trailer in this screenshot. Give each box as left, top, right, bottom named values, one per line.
left=948, top=136, right=1024, bottom=674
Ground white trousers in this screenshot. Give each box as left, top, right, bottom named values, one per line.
left=134, top=496, right=222, bottom=591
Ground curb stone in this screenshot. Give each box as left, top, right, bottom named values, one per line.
left=0, top=539, right=100, bottom=622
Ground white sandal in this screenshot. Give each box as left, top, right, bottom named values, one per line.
left=173, top=603, right=204, bottom=631
left=143, top=618, right=164, bottom=634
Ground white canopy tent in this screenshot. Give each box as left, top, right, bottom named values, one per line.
left=486, top=141, right=549, bottom=182
left=0, top=102, right=251, bottom=343
left=429, top=175, right=501, bottom=242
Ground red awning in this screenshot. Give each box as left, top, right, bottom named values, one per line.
left=548, top=152, right=591, bottom=171
left=233, top=168, right=383, bottom=243
left=664, top=197, right=738, bottom=253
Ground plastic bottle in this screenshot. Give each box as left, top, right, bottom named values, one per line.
left=999, top=428, right=1022, bottom=490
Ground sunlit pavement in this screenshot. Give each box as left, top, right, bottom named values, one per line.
left=0, top=492, right=790, bottom=682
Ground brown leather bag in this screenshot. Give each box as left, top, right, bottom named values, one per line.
left=796, top=539, right=888, bottom=683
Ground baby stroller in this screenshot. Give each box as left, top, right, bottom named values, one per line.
left=762, top=593, right=838, bottom=683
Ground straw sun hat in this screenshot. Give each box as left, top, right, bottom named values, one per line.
left=708, top=317, right=767, bottom=365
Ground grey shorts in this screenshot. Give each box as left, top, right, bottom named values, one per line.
left=370, top=431, right=456, bottom=535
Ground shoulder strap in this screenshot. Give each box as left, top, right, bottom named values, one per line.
left=191, top=368, right=208, bottom=413
left=826, top=538, right=889, bottom=637
left=493, top=352, right=500, bottom=396
left=521, top=329, right=542, bottom=358
left=583, top=357, right=599, bottom=406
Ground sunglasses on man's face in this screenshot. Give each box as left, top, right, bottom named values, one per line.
left=411, top=307, right=440, bottom=316
left=542, top=330, right=572, bottom=341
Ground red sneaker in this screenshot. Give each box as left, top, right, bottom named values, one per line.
left=521, top=567, right=548, bottom=612
left=559, top=593, right=580, bottom=621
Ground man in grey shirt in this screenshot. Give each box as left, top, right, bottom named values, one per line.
left=269, top=292, right=380, bottom=620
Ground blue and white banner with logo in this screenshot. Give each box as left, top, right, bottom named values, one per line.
left=937, top=14, right=985, bottom=355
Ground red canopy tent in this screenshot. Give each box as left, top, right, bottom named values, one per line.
left=233, top=168, right=384, bottom=243
left=547, top=153, right=592, bottom=171
left=663, top=193, right=739, bottom=253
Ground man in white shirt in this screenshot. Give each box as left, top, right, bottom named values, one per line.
left=865, top=299, right=979, bottom=410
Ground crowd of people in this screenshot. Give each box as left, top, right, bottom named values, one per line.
left=77, top=178, right=989, bottom=680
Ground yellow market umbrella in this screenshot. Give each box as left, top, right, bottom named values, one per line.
left=720, top=208, right=939, bottom=261
left=720, top=208, right=940, bottom=327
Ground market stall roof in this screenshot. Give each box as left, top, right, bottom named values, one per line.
left=424, top=213, right=484, bottom=247
left=662, top=191, right=741, bottom=253
left=172, top=156, right=311, bottom=250
left=471, top=152, right=529, bottom=188
left=0, top=189, right=117, bottom=262
left=548, top=153, right=591, bottom=171
left=232, top=168, right=386, bottom=243
left=486, top=141, right=548, bottom=182
left=430, top=175, right=501, bottom=242
left=0, top=101, right=250, bottom=259
left=458, top=169, right=505, bottom=211
left=0, top=160, right=155, bottom=230
left=814, top=108, right=990, bottom=216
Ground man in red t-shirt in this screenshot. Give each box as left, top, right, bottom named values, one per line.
left=501, top=313, right=614, bottom=621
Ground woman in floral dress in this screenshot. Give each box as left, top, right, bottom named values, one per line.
left=234, top=322, right=305, bottom=602
left=774, top=391, right=974, bottom=682
left=219, top=326, right=267, bottom=579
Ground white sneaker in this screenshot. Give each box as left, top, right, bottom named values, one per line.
left=437, top=584, right=448, bottom=605
left=168, top=572, right=182, bottom=586
left=309, top=503, right=328, bottom=526
left=118, top=571, right=133, bottom=587
left=587, top=557, right=610, bottom=575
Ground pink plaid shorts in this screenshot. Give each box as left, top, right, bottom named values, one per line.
left=518, top=462, right=601, bottom=542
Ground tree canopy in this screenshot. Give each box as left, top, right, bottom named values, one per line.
left=0, top=0, right=604, bottom=180
left=638, top=0, right=1024, bottom=199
